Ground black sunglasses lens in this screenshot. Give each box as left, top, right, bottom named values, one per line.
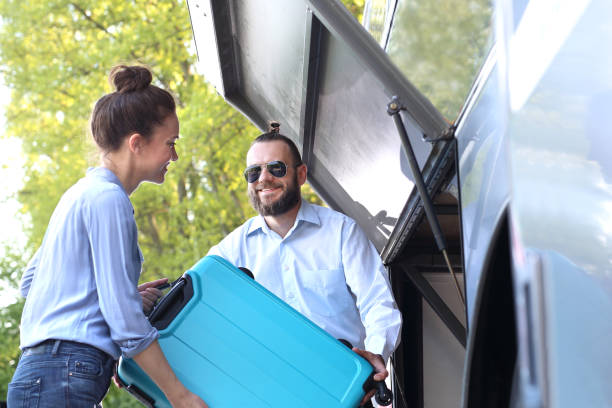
left=244, top=166, right=262, bottom=183
left=267, top=161, right=287, bottom=178
left=244, top=161, right=288, bottom=183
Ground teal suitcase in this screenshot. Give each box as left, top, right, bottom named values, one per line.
left=117, top=255, right=390, bottom=407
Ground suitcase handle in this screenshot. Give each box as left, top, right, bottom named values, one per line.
left=125, top=384, right=156, bottom=408
left=148, top=275, right=194, bottom=330
left=114, top=359, right=156, bottom=408
left=338, top=339, right=393, bottom=406
left=363, top=372, right=393, bottom=406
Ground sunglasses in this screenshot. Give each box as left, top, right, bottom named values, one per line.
left=243, top=160, right=300, bottom=183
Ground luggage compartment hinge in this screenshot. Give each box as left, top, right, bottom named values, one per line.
left=425, top=124, right=456, bottom=143
left=387, top=96, right=465, bottom=308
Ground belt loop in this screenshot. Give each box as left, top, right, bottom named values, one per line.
left=51, top=339, right=61, bottom=355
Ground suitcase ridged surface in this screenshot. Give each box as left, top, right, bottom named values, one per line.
left=118, top=255, right=372, bottom=407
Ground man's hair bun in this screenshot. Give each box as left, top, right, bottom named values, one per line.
left=268, top=121, right=280, bottom=133
left=109, top=65, right=153, bottom=94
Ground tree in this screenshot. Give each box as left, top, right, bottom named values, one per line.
left=342, top=0, right=365, bottom=22
left=0, top=247, right=26, bottom=400
left=0, top=0, right=257, bottom=404
left=0, top=0, right=365, bottom=404
left=0, top=0, right=252, bottom=253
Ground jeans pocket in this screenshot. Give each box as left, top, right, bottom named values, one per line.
left=69, top=354, right=103, bottom=379
left=68, top=360, right=112, bottom=407
left=7, top=377, right=41, bottom=408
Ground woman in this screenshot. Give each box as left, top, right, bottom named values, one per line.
left=7, top=65, right=208, bottom=408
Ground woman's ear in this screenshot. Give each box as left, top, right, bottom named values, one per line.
left=127, top=133, right=144, bottom=154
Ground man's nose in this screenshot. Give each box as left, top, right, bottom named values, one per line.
left=258, top=166, right=275, bottom=182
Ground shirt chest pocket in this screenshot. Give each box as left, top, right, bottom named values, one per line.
left=299, top=268, right=353, bottom=317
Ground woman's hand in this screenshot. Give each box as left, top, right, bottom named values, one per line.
left=138, top=278, right=169, bottom=314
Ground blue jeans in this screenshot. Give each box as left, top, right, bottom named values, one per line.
left=7, top=340, right=114, bottom=408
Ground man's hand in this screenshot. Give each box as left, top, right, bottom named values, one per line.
left=352, top=347, right=388, bottom=406
left=138, top=278, right=169, bottom=314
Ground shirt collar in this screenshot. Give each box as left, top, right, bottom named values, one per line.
left=248, top=214, right=268, bottom=235
left=246, top=200, right=321, bottom=236
left=296, top=200, right=321, bottom=226
left=87, top=167, right=127, bottom=193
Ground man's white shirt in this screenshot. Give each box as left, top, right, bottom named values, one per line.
left=208, top=200, right=402, bottom=361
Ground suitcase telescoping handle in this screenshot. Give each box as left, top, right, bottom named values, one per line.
left=148, top=275, right=194, bottom=330
left=338, top=339, right=393, bottom=406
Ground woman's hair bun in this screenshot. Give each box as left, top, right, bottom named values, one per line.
left=109, top=65, right=153, bottom=94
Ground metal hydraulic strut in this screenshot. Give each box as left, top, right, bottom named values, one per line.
left=387, top=96, right=465, bottom=307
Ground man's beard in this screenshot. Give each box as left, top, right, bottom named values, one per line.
left=248, top=173, right=301, bottom=216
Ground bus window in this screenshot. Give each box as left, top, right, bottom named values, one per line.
left=383, top=0, right=494, bottom=121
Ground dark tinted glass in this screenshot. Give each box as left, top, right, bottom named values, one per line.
left=244, top=161, right=288, bottom=183
left=385, top=0, right=494, bottom=120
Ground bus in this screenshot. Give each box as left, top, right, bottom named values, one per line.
left=186, top=0, right=612, bottom=406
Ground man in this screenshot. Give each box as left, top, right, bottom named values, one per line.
left=208, top=127, right=402, bottom=405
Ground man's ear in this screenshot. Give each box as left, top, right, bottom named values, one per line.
left=127, top=133, right=144, bottom=154
left=297, top=163, right=308, bottom=186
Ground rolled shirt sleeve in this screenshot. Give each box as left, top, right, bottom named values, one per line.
left=341, top=220, right=402, bottom=363
left=86, top=187, right=158, bottom=358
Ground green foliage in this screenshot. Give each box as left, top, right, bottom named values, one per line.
left=0, top=247, right=26, bottom=400
left=341, top=0, right=365, bottom=22
left=133, top=78, right=260, bottom=281
left=0, top=0, right=353, bottom=403
left=0, top=0, right=258, bottom=403
left=0, top=0, right=260, bottom=273
left=0, top=298, right=24, bottom=400
left=0, top=0, right=200, bottom=248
